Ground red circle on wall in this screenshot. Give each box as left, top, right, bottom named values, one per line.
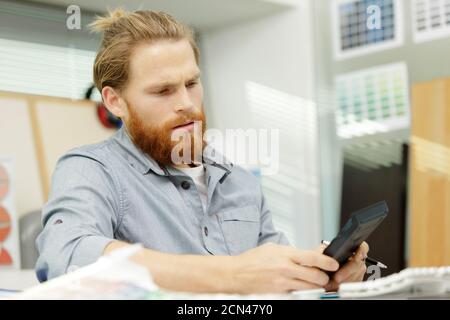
left=0, top=206, right=11, bottom=242
left=0, top=165, right=9, bottom=200
left=0, top=247, right=12, bottom=265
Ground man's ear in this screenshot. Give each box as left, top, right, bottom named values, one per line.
left=101, top=86, right=126, bottom=118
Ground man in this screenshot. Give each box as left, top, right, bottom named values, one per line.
left=36, top=9, right=368, bottom=294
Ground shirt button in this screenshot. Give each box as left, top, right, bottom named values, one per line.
left=204, top=226, right=209, bottom=237
left=181, top=181, right=190, bottom=190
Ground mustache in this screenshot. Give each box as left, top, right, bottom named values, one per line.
left=167, top=112, right=205, bottom=129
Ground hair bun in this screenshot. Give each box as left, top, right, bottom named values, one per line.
left=89, top=8, right=127, bottom=33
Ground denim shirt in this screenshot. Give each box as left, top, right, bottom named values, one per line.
left=35, top=127, right=288, bottom=281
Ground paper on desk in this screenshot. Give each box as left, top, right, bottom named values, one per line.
left=13, top=244, right=161, bottom=299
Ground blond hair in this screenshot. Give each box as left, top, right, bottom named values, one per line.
left=89, top=8, right=200, bottom=92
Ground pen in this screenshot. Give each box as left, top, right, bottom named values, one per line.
left=321, top=240, right=388, bottom=269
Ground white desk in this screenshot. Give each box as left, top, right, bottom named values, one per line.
left=0, top=269, right=39, bottom=291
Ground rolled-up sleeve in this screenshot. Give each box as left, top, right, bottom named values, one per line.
left=35, top=152, right=121, bottom=282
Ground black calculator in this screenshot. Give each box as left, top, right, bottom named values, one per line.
left=323, top=201, right=389, bottom=265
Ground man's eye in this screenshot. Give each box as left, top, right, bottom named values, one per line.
left=186, top=81, right=198, bottom=88
left=157, top=89, right=170, bottom=95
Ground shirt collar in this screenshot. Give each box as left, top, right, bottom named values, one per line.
left=111, top=126, right=233, bottom=177
left=111, top=126, right=166, bottom=176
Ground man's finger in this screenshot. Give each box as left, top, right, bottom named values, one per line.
left=341, top=262, right=367, bottom=283
left=334, top=258, right=365, bottom=283
left=315, top=244, right=327, bottom=254
left=355, top=241, right=369, bottom=260
left=286, top=262, right=330, bottom=287
left=290, top=250, right=339, bottom=272
left=354, top=263, right=368, bottom=282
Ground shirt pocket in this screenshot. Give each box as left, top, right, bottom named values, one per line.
left=218, top=205, right=260, bottom=255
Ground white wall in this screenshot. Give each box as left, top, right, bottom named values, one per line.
left=0, top=97, right=44, bottom=217
left=199, top=0, right=322, bottom=249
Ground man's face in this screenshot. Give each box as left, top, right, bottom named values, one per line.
left=121, top=39, right=206, bottom=165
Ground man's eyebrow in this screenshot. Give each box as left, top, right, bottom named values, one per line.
left=147, top=81, right=176, bottom=90
left=188, top=72, right=201, bottom=81
left=146, top=72, right=201, bottom=90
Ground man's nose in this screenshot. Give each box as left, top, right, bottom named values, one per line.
left=174, top=86, right=194, bottom=113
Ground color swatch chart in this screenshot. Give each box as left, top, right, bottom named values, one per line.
left=413, top=0, right=450, bottom=43
left=335, top=62, right=410, bottom=139
left=333, top=0, right=403, bottom=59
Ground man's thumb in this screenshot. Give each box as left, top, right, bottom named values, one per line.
left=315, top=244, right=327, bottom=254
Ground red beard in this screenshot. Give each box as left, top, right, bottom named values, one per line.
left=125, top=104, right=207, bottom=166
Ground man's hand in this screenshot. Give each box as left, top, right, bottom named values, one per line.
left=105, top=241, right=341, bottom=294
left=317, top=242, right=369, bottom=292
left=229, top=242, right=339, bottom=294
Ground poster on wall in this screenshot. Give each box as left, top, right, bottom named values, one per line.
left=0, top=157, right=20, bottom=269
left=335, top=62, right=410, bottom=139
left=332, top=0, right=404, bottom=60
left=412, top=0, right=450, bottom=43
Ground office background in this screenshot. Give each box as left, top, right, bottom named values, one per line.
left=0, top=0, right=449, bottom=286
